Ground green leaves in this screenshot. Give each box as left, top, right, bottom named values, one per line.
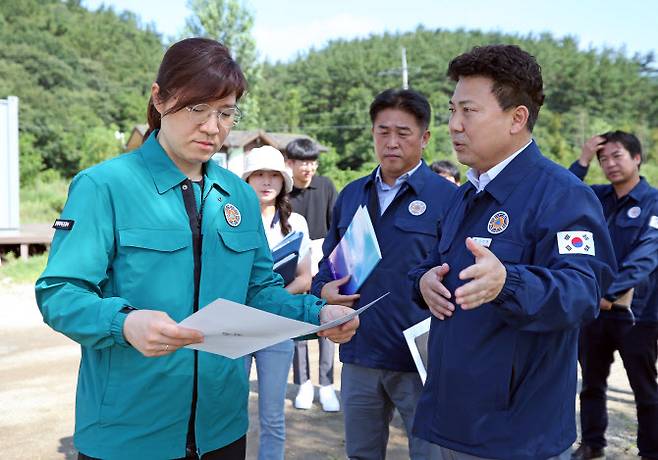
left=258, top=28, right=658, bottom=183
left=0, top=1, right=163, bottom=178
left=182, top=0, right=261, bottom=125
left=2, top=1, right=656, bottom=188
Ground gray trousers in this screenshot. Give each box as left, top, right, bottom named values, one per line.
left=429, top=444, right=571, bottom=460
left=292, top=337, right=335, bottom=385
left=341, top=363, right=430, bottom=460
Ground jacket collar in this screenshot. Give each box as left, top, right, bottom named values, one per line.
left=481, top=140, right=542, bottom=204
left=598, top=176, right=650, bottom=204
left=140, top=130, right=232, bottom=196
left=626, top=177, right=651, bottom=203
left=204, top=156, right=233, bottom=197
left=365, top=160, right=431, bottom=195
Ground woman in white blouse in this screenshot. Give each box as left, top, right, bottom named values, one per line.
left=242, top=146, right=312, bottom=460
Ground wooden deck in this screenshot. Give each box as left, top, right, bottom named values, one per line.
left=0, top=223, right=54, bottom=262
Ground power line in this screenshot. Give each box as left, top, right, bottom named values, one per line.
left=376, top=47, right=421, bottom=89
left=260, top=124, right=371, bottom=132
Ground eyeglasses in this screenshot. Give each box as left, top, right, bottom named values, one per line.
left=185, top=104, right=242, bottom=128
left=294, top=159, right=318, bottom=168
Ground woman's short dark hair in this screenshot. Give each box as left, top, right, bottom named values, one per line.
left=447, top=45, right=545, bottom=132
left=145, top=37, right=248, bottom=140
left=369, top=89, right=431, bottom=131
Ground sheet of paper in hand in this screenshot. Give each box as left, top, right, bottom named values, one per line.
left=179, top=292, right=389, bottom=359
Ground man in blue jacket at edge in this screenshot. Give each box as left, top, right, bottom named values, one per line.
left=311, top=88, right=457, bottom=459
left=569, top=132, right=658, bottom=460
left=409, top=44, right=617, bottom=460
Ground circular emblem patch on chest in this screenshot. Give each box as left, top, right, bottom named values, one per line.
left=627, top=206, right=641, bottom=219
left=224, top=203, right=242, bottom=227
left=487, top=211, right=509, bottom=234
left=408, top=200, right=427, bottom=216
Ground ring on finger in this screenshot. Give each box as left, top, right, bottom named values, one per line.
left=162, top=343, right=169, bottom=353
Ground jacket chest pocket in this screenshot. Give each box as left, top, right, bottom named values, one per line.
left=394, top=218, right=437, bottom=237
left=117, top=228, right=192, bottom=273
left=217, top=230, right=260, bottom=263
left=213, top=231, right=261, bottom=291
left=392, top=218, right=437, bottom=255
left=490, top=238, right=524, bottom=264
left=113, top=228, right=193, bottom=303
left=613, top=215, right=643, bottom=251
left=615, top=213, right=643, bottom=232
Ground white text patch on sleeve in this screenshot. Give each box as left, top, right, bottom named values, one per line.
left=557, top=231, right=595, bottom=256
left=649, top=216, right=658, bottom=230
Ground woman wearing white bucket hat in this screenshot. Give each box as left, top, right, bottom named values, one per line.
left=242, top=145, right=312, bottom=460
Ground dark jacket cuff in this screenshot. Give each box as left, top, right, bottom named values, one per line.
left=493, top=264, right=521, bottom=305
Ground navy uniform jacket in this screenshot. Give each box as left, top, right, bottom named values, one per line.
left=311, top=162, right=457, bottom=371
left=570, top=162, right=658, bottom=323
left=409, top=142, right=616, bottom=460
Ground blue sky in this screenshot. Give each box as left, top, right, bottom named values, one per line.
left=83, top=0, right=658, bottom=63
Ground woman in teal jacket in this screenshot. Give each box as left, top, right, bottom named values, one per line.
left=35, top=38, right=357, bottom=460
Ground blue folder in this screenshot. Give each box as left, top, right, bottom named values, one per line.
left=271, top=231, right=303, bottom=286
left=328, top=206, right=382, bottom=295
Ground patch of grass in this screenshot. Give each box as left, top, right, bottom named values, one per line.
left=0, top=253, right=48, bottom=284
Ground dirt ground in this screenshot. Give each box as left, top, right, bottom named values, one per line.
left=0, top=282, right=640, bottom=459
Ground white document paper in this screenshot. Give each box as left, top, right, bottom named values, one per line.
left=179, top=292, right=389, bottom=359
left=403, top=317, right=431, bottom=384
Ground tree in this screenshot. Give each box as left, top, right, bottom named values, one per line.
left=78, top=125, right=123, bottom=170
left=0, top=0, right=163, bottom=178
left=3, top=1, right=657, bottom=187
left=182, top=0, right=261, bottom=126
left=257, top=27, right=658, bottom=181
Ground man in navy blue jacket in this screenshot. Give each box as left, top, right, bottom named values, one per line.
left=409, top=45, right=617, bottom=460
left=312, top=88, right=457, bottom=460
left=570, top=132, right=658, bottom=460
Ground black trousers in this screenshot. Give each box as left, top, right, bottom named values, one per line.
left=578, top=318, right=658, bottom=458
left=78, top=435, right=246, bottom=460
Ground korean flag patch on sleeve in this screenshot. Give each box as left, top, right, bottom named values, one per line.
left=557, top=231, right=595, bottom=256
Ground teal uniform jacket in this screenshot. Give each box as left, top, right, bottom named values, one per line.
left=35, top=132, right=325, bottom=459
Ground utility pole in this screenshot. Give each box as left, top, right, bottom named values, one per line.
left=377, top=47, right=418, bottom=89
left=401, top=47, right=409, bottom=90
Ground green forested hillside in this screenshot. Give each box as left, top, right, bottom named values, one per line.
left=257, top=26, right=658, bottom=186
left=1, top=1, right=657, bottom=195
left=0, top=0, right=164, bottom=184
